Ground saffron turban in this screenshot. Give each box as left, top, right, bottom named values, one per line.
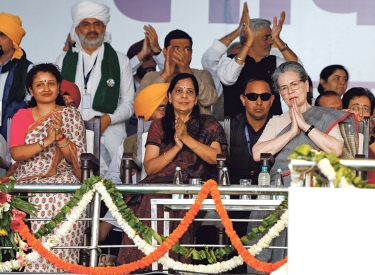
left=0, top=12, right=25, bottom=59
left=60, top=80, right=81, bottom=108
left=70, top=0, right=111, bottom=52
left=135, top=83, right=170, bottom=121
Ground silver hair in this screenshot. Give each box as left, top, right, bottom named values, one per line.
left=271, top=61, right=309, bottom=91
left=239, top=18, right=271, bottom=45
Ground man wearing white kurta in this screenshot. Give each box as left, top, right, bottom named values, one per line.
left=56, top=1, right=134, bottom=174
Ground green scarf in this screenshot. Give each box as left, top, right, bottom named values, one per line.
left=61, top=42, right=120, bottom=114
left=1, top=49, right=28, bottom=104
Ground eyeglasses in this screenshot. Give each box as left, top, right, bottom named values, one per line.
left=350, top=105, right=371, bottom=114
left=278, top=80, right=303, bottom=94
left=243, top=93, right=272, bottom=101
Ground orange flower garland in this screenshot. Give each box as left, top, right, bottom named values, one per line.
left=18, top=179, right=287, bottom=274
left=208, top=179, right=288, bottom=273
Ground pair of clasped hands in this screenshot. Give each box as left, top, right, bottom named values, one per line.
left=161, top=46, right=191, bottom=81
left=289, top=99, right=311, bottom=137
left=45, top=111, right=64, bottom=143
left=174, top=117, right=189, bottom=149
left=240, top=2, right=286, bottom=49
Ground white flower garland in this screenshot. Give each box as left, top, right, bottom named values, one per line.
left=97, top=181, right=289, bottom=273
left=0, top=181, right=288, bottom=273
left=0, top=190, right=94, bottom=272
left=289, top=154, right=356, bottom=188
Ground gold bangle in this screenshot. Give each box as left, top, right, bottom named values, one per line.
left=163, top=152, right=172, bottom=163
left=192, top=142, right=201, bottom=151
left=243, top=44, right=250, bottom=49
left=57, top=139, right=70, bottom=148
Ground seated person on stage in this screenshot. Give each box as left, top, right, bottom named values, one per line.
left=217, top=7, right=302, bottom=118
left=104, top=82, right=170, bottom=184
left=342, top=87, right=374, bottom=123
left=227, top=76, right=274, bottom=273
left=99, top=83, right=169, bottom=257
left=252, top=62, right=350, bottom=185
left=138, top=29, right=218, bottom=115
left=229, top=76, right=274, bottom=186
left=59, top=79, right=81, bottom=108
left=318, top=64, right=349, bottom=97
left=125, top=35, right=161, bottom=136
left=6, top=63, right=86, bottom=273
left=315, top=90, right=343, bottom=110
left=249, top=62, right=354, bottom=273
left=201, top=2, right=246, bottom=120
left=341, top=87, right=375, bottom=182
left=0, top=12, right=33, bottom=141
left=115, top=73, right=228, bottom=268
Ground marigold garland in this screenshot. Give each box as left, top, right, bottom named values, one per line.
left=18, top=179, right=287, bottom=274
left=17, top=179, right=211, bottom=274
left=206, top=180, right=288, bottom=273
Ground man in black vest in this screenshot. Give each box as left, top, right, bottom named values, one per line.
left=226, top=76, right=274, bottom=273
left=229, top=76, right=274, bottom=186
left=218, top=9, right=301, bottom=118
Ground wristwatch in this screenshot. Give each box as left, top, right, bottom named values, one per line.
left=38, top=139, right=45, bottom=149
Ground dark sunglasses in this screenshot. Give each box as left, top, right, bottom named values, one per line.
left=243, top=93, right=272, bottom=101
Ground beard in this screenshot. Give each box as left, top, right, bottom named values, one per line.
left=78, top=31, right=105, bottom=48
left=0, top=46, right=4, bottom=57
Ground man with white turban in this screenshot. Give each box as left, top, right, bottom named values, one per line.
left=56, top=0, right=135, bottom=175
left=0, top=12, right=32, bottom=141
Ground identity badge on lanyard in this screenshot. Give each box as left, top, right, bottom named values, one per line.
left=244, top=124, right=252, bottom=156
left=82, top=58, right=97, bottom=109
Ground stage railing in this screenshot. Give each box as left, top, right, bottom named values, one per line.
left=290, top=158, right=375, bottom=187
left=4, top=184, right=288, bottom=271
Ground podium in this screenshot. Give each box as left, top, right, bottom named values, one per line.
left=288, top=188, right=375, bottom=275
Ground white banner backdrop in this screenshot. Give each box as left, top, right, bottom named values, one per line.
left=2, top=0, right=375, bottom=96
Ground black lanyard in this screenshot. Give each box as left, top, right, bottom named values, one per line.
left=83, top=57, right=98, bottom=91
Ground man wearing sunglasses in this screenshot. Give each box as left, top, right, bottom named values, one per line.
left=227, top=77, right=274, bottom=267
left=229, top=76, right=274, bottom=187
